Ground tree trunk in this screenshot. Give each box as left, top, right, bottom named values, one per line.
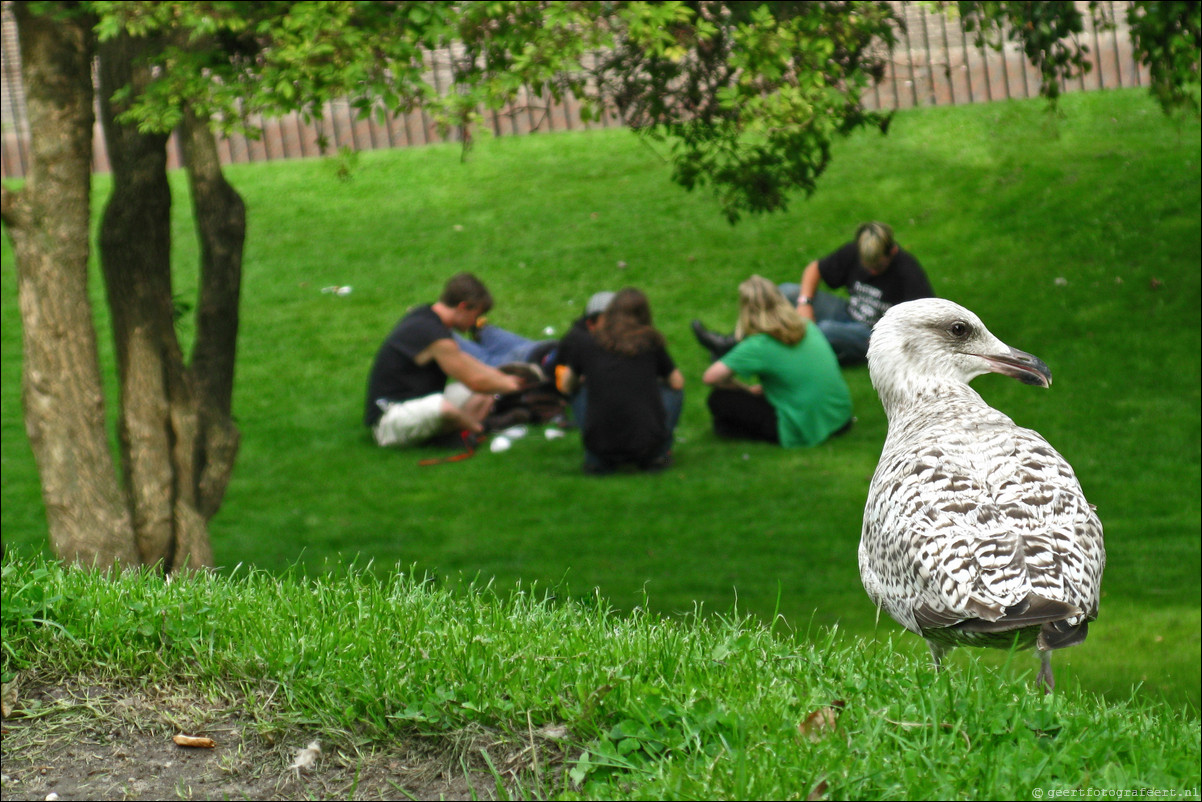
left=96, top=32, right=212, bottom=571
left=180, top=107, right=245, bottom=521
left=0, top=5, right=139, bottom=570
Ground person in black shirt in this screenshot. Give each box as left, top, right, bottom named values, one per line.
left=781, top=221, right=934, bottom=365
left=550, top=291, right=614, bottom=425
left=560, top=288, right=684, bottom=474
left=364, top=273, right=523, bottom=448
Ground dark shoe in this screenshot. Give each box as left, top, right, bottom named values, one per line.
left=691, top=320, right=737, bottom=358
left=498, top=361, right=544, bottom=384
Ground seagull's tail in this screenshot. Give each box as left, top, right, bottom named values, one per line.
left=1038, top=619, right=1089, bottom=652
left=951, top=592, right=1081, bottom=635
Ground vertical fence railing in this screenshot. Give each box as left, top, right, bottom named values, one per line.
left=0, top=1, right=1151, bottom=181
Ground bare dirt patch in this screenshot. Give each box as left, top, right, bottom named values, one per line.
left=1, top=674, right=572, bottom=800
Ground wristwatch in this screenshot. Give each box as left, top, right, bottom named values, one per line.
left=799, top=295, right=813, bottom=305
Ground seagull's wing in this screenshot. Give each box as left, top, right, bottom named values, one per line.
left=861, top=415, right=1102, bottom=637
left=983, top=423, right=1106, bottom=625
left=862, top=434, right=1028, bottom=634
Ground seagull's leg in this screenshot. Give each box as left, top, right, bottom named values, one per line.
left=927, top=641, right=948, bottom=672
left=1036, top=650, right=1055, bottom=694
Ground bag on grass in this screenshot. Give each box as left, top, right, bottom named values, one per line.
left=484, top=362, right=567, bottom=430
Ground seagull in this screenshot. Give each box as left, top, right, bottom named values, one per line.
left=860, top=298, right=1105, bottom=691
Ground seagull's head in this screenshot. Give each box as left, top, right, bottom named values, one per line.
left=868, top=298, right=1052, bottom=408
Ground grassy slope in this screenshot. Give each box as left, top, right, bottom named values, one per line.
left=2, top=89, right=1199, bottom=709
left=3, top=557, right=1199, bottom=799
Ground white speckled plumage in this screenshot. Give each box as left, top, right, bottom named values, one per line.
left=860, top=298, right=1105, bottom=690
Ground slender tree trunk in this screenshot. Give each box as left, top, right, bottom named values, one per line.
left=180, top=107, right=245, bottom=520
left=1, top=5, right=138, bottom=569
left=96, top=32, right=212, bottom=571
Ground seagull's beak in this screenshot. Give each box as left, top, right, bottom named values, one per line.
left=977, top=346, right=1053, bottom=388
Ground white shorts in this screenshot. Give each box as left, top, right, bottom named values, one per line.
left=371, top=384, right=472, bottom=448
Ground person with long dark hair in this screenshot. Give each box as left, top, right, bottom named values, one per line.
left=560, top=288, right=685, bottom=474
left=702, top=275, right=853, bottom=446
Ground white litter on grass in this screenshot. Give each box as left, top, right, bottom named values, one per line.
left=543, top=326, right=556, bottom=336
left=321, top=285, right=353, bottom=295
left=289, top=740, right=321, bottom=772
left=500, top=425, right=528, bottom=439
left=490, top=436, right=512, bottom=453
left=545, top=428, right=565, bottom=440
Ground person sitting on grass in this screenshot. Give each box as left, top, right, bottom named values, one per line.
left=702, top=275, right=853, bottom=447
left=692, top=221, right=935, bottom=367
left=549, top=290, right=613, bottom=425
left=559, top=288, right=685, bottom=475
left=364, top=272, right=524, bottom=448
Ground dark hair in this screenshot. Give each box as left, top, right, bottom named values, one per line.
left=440, top=272, right=493, bottom=310
left=594, top=288, right=666, bottom=356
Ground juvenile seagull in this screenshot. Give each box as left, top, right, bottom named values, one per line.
left=860, top=298, right=1104, bottom=691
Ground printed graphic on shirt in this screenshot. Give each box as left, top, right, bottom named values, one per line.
left=848, top=282, right=889, bottom=325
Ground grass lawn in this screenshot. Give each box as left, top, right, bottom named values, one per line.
left=3, top=557, right=1199, bottom=799
left=2, top=88, right=1199, bottom=709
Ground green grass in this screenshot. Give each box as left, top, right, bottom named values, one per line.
left=2, top=89, right=1199, bottom=713
left=3, top=556, right=1199, bottom=799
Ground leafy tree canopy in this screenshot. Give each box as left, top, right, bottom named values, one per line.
left=81, top=0, right=900, bottom=222
left=17, top=1, right=1202, bottom=220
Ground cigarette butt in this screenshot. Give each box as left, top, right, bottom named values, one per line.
left=173, top=734, right=216, bottom=748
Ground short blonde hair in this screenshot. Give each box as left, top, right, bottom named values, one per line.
left=856, top=221, right=895, bottom=267
left=734, top=275, right=807, bottom=346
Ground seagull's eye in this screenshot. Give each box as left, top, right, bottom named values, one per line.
left=948, top=321, right=971, bottom=338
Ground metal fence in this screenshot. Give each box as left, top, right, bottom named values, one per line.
left=1, top=2, right=1149, bottom=181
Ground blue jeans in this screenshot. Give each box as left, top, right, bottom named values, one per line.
left=778, top=283, right=873, bottom=366
left=454, top=326, right=553, bottom=367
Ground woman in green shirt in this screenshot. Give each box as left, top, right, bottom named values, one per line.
left=701, top=275, right=853, bottom=447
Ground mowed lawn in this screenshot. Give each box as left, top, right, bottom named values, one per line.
left=2, top=88, right=1199, bottom=708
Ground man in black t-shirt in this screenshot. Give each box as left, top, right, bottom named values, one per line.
left=780, top=221, right=934, bottom=366
left=364, top=273, right=523, bottom=448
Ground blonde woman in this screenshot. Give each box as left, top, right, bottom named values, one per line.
left=702, top=276, right=853, bottom=447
